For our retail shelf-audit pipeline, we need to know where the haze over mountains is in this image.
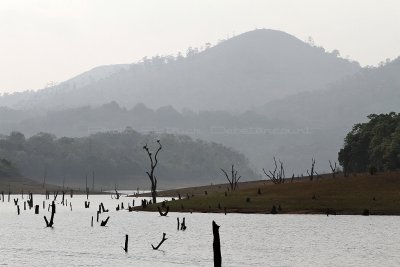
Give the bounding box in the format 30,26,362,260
0,29,359,111
1,29,399,186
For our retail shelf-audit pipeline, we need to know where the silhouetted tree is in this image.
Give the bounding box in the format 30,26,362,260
307,158,317,181
143,140,162,204
263,157,285,184
329,160,337,178
220,164,241,191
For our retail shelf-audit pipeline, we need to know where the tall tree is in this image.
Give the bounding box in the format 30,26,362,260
143,140,162,203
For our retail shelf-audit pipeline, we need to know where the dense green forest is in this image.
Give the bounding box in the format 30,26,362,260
0,129,256,188
339,113,400,173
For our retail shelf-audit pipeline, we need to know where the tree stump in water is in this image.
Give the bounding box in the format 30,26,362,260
151,233,167,250
61,191,65,205
157,206,169,216
180,217,187,231
100,216,110,227
123,235,128,253
14,198,18,205
17,205,20,215
212,221,221,267
35,205,39,214
27,193,33,209
44,201,56,227
100,203,108,212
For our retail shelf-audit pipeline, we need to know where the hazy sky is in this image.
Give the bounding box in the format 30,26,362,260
1,0,399,93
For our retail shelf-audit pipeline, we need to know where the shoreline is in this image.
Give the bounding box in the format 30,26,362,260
132,171,400,216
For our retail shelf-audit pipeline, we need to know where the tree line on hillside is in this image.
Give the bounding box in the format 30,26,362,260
0,157,19,176
0,129,256,187
339,112,400,174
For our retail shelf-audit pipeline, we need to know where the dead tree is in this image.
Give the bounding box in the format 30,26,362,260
151,233,167,250
180,217,187,231
329,160,338,178
14,198,18,205
100,216,110,226
44,201,56,227
263,157,285,184
114,188,121,200
157,206,169,216
27,193,33,209
143,140,162,204
85,201,90,208
53,191,58,201
307,158,317,181
220,164,241,191
100,202,109,212
123,235,128,253
61,191,65,205
212,221,222,267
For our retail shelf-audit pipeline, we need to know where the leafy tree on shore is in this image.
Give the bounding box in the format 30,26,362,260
338,112,400,174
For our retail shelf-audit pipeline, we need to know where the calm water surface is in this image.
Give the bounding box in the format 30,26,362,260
0,194,399,266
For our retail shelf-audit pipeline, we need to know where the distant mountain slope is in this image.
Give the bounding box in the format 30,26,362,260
0,29,360,111
259,57,400,128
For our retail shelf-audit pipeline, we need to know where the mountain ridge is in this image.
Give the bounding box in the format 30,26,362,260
0,29,360,111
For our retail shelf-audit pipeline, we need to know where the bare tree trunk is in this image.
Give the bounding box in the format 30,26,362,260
143,140,162,204
123,235,128,253
151,233,167,250
212,221,222,267
44,201,55,227
100,216,110,226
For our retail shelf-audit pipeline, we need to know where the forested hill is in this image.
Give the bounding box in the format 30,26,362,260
0,130,257,189
0,158,19,177
0,29,360,111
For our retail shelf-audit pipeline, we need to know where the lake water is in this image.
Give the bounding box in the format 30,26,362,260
0,194,399,266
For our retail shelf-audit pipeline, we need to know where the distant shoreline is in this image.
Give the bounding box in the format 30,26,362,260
133,171,400,216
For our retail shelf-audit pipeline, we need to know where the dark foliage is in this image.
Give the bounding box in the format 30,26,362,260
338,113,400,173
0,130,256,187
